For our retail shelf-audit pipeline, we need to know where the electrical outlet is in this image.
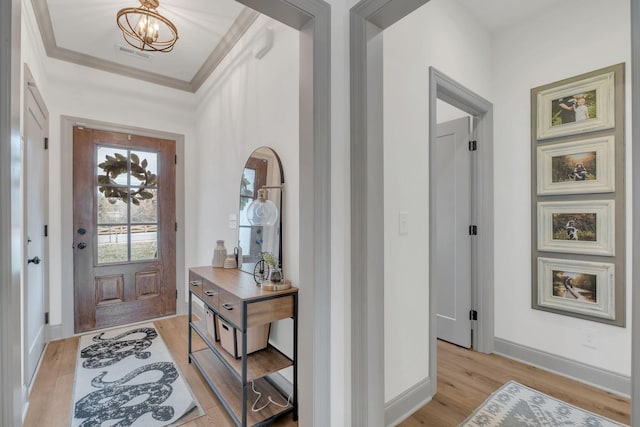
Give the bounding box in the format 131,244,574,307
228,213,237,230
582,327,598,349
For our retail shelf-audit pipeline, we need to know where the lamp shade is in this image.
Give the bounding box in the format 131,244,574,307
247,188,279,226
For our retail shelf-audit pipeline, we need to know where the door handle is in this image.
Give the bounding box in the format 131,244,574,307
77,242,87,249
27,256,41,265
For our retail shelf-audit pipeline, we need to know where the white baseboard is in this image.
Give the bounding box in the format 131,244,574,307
385,377,432,427
494,337,630,397
47,324,63,341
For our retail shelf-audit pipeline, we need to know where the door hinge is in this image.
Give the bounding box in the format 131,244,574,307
175,222,178,232
469,310,478,321
44,137,49,150
175,154,177,164
45,312,49,324
44,224,48,237
469,140,477,151
469,225,478,235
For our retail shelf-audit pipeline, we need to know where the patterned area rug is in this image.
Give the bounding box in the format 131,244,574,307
71,323,203,427
460,380,627,427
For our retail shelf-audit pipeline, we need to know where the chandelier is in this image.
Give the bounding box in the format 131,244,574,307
117,0,178,52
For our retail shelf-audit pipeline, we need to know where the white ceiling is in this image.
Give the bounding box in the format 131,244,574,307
33,0,560,92
457,0,560,34
33,0,258,92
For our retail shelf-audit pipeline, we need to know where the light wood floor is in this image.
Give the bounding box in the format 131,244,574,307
23,315,296,427
24,317,630,426
400,340,630,426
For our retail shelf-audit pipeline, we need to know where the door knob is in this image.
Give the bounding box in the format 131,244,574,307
27,256,41,265
77,242,87,249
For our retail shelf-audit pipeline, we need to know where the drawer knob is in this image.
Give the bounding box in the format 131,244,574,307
203,290,217,297
190,280,201,286
222,303,234,311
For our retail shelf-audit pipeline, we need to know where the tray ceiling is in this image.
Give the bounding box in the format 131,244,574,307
31,0,259,92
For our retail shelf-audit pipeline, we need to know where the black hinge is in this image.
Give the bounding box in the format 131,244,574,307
44,137,49,150
45,312,49,324
469,140,477,151
175,222,178,232
469,310,478,321
44,225,48,237
469,225,478,235
175,154,177,164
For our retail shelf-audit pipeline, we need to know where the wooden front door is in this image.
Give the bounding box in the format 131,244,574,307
73,127,176,333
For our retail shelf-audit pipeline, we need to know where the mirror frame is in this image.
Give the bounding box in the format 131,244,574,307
238,146,285,275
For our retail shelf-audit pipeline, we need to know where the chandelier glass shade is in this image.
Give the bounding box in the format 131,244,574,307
117,0,178,52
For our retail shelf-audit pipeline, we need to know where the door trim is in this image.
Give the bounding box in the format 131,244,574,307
60,116,186,338
429,66,494,368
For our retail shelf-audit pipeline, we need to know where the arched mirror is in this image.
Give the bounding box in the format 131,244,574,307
237,147,284,275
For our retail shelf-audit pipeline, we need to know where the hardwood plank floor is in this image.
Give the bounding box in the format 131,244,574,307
24,318,630,426
23,316,296,427
400,340,630,426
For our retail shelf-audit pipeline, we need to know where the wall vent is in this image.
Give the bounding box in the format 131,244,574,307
116,44,152,61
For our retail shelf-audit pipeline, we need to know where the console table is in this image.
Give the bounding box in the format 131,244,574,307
187,266,298,426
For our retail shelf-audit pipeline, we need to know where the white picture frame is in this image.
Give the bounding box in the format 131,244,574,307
536,70,615,140
537,257,615,320
537,200,615,256
537,135,615,195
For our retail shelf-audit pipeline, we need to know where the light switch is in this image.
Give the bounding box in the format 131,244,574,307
399,212,408,235
228,213,237,230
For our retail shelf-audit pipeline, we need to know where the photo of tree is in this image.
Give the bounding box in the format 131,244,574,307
552,270,597,303
551,212,597,242
551,151,597,183
551,89,597,126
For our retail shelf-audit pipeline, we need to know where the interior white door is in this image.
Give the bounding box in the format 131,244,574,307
434,116,472,348
23,82,48,387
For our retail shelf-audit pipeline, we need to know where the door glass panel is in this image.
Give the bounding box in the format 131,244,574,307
97,147,129,186
131,227,158,261
97,225,129,263
96,146,159,264
97,189,128,223
131,189,157,223
130,150,158,187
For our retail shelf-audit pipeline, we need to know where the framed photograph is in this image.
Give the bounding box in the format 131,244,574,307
535,69,615,140
537,200,614,256
536,257,615,321
537,135,615,195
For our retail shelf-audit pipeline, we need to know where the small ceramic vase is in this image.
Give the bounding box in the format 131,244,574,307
212,240,227,267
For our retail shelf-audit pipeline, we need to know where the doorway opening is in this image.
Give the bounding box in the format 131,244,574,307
428,66,495,388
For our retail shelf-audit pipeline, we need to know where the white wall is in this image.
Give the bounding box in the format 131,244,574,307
383,0,632,405
492,0,631,376
193,14,299,369
383,0,492,402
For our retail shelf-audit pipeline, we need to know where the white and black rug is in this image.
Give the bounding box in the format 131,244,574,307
71,323,202,427
460,380,627,427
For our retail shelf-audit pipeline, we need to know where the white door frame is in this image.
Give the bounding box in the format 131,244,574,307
429,67,494,385
1,0,24,424
350,1,639,426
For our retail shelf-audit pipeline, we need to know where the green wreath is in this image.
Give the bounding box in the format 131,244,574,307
97,152,157,205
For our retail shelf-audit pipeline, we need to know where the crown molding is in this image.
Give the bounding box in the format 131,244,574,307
30,0,257,93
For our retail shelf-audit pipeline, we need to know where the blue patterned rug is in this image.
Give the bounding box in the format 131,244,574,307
460,381,627,427
71,323,203,427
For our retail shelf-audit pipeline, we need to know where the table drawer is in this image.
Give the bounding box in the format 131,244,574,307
188,272,204,298
217,288,243,327
201,280,219,309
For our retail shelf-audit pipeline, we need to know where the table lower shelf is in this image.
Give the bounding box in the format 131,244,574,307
190,348,293,426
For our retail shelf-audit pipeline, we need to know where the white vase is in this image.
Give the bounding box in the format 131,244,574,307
212,240,227,267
